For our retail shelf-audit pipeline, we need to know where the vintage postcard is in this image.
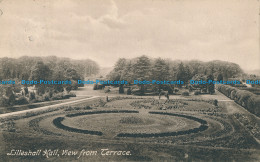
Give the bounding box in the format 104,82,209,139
0,0,259,161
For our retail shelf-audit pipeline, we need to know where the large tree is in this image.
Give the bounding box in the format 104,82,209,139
176,62,191,86
30,61,51,95
152,58,170,80
133,56,151,95
207,74,215,94
133,55,151,81
108,58,127,81
151,58,170,91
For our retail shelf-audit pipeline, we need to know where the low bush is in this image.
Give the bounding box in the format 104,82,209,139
104,87,110,93
167,86,174,94
119,85,124,94
181,91,189,96
68,92,76,97
202,88,207,93
97,84,104,90
29,92,36,101
194,90,201,95
15,96,29,105
51,92,64,100
127,88,132,95
42,93,50,101
93,84,98,90
214,99,218,106
35,95,45,102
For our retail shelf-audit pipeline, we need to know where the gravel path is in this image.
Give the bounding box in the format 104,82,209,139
0,96,101,118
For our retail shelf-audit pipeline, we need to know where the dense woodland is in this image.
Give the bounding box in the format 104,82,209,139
0,56,99,81
107,55,244,94
108,55,243,82
0,56,100,107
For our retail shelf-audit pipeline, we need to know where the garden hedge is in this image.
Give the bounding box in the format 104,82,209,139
216,85,260,116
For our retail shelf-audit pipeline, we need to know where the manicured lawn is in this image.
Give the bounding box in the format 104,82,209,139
0,93,259,161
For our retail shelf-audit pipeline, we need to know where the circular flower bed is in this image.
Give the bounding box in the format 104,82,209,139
52,110,208,138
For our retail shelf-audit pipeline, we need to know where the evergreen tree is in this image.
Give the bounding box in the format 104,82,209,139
119,84,124,94
30,61,51,95
152,58,169,80
217,73,224,81
152,58,170,91
133,55,151,95
133,55,151,80
176,62,187,86
207,74,215,94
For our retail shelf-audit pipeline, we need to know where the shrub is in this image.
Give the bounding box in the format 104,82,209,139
181,91,189,96
202,88,207,93
93,84,98,90
36,95,45,102
227,87,236,98
63,92,76,99
83,106,92,110
167,86,174,94
29,92,36,101
97,84,104,90
0,96,10,106
214,99,218,106
71,80,79,90
15,96,29,105
132,89,142,96
104,87,110,93
65,85,73,92
254,97,260,116
119,85,124,94
42,93,50,101
24,87,29,96
51,92,64,100
13,85,22,93
68,92,76,97
7,93,16,106
127,88,132,95
247,96,256,114
194,90,201,95
63,95,70,99
230,89,237,100
237,91,253,107
160,91,167,95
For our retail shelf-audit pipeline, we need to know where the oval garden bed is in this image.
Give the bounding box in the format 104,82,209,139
53,110,208,138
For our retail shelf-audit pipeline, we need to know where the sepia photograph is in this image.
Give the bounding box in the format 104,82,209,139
0,0,260,161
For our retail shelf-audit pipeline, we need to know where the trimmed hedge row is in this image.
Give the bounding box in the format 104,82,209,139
54,111,208,138
117,112,208,138
217,85,260,116
53,117,103,136
66,110,139,117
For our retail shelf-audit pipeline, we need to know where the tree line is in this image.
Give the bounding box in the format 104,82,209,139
107,55,243,95
0,56,100,106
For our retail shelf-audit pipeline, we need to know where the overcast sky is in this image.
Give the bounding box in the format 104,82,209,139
0,0,259,70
